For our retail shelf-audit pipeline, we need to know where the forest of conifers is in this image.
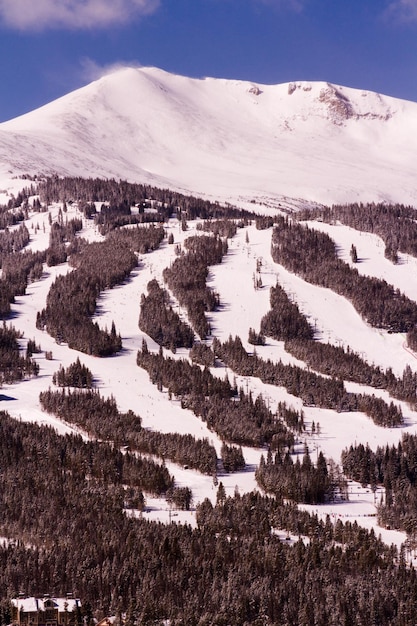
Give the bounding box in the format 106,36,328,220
2,177,417,624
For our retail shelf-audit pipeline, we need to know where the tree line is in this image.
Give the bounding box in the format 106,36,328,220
39,387,217,476
0,249,45,318
0,180,38,230
259,280,417,409
299,202,417,263
342,434,417,537
196,218,239,239
0,223,30,266
139,279,194,350
0,323,39,384
260,281,314,341
271,217,417,334
163,234,226,339
46,213,83,267
256,446,348,504
0,212,81,319
213,335,403,427
37,176,255,223
137,341,295,449
37,226,164,356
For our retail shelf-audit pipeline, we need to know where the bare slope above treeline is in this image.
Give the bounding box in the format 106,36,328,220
0,66,417,207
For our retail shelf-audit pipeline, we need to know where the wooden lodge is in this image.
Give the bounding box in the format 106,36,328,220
11,596,82,626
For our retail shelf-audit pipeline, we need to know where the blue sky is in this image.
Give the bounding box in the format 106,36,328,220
0,0,417,122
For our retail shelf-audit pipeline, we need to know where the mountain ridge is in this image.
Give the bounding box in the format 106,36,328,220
1,66,417,207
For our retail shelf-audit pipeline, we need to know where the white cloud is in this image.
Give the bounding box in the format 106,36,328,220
0,0,160,31
384,0,417,23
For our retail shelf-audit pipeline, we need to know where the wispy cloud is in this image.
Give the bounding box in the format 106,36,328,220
384,0,417,23
0,0,160,31
80,58,142,82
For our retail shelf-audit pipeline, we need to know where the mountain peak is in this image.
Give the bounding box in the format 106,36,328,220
0,66,416,207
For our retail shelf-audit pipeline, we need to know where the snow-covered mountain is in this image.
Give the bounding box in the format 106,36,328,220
1,65,417,207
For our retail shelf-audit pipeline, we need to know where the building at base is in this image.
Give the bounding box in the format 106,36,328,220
11,596,82,626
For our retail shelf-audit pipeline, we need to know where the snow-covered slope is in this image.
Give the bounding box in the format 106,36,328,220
1,66,417,207
5,203,416,550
